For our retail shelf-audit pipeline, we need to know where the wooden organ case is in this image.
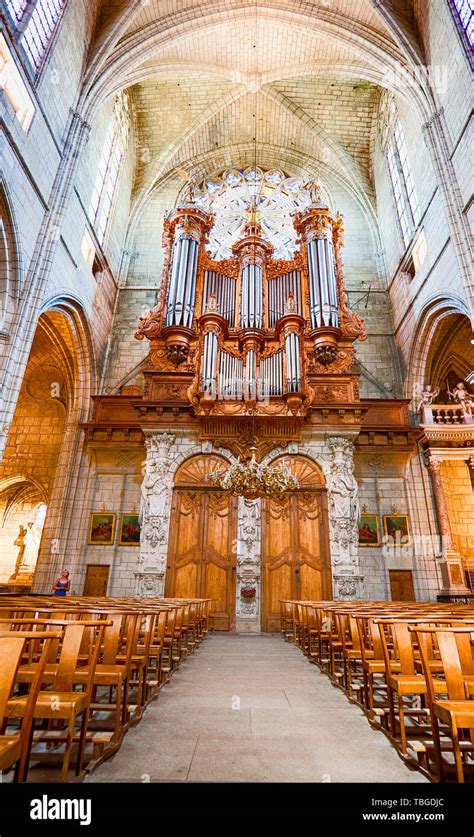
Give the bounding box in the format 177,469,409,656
135,190,367,431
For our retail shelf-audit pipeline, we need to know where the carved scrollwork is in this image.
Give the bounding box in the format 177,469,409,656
339,306,368,342
308,347,355,375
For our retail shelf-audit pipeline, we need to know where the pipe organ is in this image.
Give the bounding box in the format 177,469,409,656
268,270,302,328
136,183,367,418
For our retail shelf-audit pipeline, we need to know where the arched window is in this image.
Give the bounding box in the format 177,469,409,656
450,0,473,48
379,96,420,249
4,1,67,71
87,94,129,247
193,167,322,260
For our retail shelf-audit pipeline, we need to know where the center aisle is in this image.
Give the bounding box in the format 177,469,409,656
87,634,428,783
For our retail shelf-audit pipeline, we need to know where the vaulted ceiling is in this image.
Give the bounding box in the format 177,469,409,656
81,1,426,228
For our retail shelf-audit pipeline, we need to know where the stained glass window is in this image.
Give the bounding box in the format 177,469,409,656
193,168,319,260
451,0,474,46
88,94,129,247
380,96,420,248
4,0,67,70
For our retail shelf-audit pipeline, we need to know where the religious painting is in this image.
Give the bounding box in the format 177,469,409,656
88,513,116,545
118,514,141,546
383,514,410,545
358,514,380,547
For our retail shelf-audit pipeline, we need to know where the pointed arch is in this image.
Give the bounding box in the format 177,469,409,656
0,178,22,337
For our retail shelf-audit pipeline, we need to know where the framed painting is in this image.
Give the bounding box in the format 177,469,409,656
119,514,141,546
88,513,116,545
383,514,410,544
358,514,380,547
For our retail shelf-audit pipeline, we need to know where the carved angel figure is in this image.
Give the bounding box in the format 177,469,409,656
303,180,322,204
416,384,440,413
448,382,473,416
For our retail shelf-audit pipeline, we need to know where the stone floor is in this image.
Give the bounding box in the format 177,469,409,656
86,633,428,783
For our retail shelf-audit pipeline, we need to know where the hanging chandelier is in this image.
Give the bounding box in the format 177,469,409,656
208,447,299,500
208,394,299,500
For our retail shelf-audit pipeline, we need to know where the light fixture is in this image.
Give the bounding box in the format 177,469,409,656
208,405,299,499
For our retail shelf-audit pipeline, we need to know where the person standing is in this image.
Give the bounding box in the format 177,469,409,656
52,569,71,596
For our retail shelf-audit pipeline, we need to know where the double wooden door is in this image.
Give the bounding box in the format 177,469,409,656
261,457,332,632
165,456,237,631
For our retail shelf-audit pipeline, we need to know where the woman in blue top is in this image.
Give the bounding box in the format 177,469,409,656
52,569,70,596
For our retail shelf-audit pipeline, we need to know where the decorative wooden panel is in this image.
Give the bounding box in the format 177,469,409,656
261,457,331,632
166,456,237,630
389,570,416,602
174,454,230,486
83,565,109,597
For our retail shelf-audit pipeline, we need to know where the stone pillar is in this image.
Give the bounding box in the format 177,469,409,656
326,437,364,599
427,456,470,595
134,432,177,597
235,497,261,633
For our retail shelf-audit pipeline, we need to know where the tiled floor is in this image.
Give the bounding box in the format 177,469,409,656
86,634,428,783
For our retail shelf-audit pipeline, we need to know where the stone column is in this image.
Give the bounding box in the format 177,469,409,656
235,497,261,633
427,455,470,595
326,437,364,599
135,432,177,597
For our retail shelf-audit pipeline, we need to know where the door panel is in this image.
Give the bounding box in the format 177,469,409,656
83,565,109,597
261,489,331,632
168,490,202,599
166,481,236,631
389,570,416,602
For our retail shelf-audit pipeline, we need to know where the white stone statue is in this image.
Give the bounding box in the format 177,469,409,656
326,439,361,573
448,382,473,416
139,458,169,524
416,384,440,413
22,521,41,569
328,454,359,523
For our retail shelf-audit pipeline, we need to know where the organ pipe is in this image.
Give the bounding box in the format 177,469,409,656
268,271,302,327
202,330,218,397
166,235,200,327
307,238,339,330
259,351,283,398
218,350,243,400
244,349,257,400
285,332,301,393
241,263,263,328
203,271,236,326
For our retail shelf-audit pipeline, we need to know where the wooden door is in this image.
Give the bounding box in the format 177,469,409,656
261,456,331,632
389,570,416,601
83,565,109,596
165,455,237,631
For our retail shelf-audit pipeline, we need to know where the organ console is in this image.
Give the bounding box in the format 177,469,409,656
135,178,366,420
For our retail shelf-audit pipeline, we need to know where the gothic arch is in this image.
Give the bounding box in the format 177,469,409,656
39,294,98,422
406,294,472,397
0,180,22,336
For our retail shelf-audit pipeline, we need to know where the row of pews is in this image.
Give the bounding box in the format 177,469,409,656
0,595,213,782
281,599,474,783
